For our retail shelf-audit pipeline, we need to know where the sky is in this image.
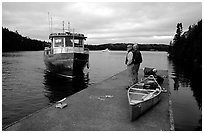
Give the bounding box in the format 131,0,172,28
2,2,202,45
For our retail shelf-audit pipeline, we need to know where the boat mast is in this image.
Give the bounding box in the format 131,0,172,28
51,16,52,33
73,28,75,47
48,12,50,34
62,21,64,33
68,22,70,32
48,12,53,34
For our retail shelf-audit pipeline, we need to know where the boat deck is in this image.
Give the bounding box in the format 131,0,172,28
4,69,174,131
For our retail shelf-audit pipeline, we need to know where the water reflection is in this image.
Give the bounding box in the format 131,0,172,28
169,59,202,109
171,75,179,91
168,59,202,130
2,52,24,57
43,71,89,103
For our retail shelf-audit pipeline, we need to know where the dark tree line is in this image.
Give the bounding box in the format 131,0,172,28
2,27,48,52
85,43,169,51
169,20,202,68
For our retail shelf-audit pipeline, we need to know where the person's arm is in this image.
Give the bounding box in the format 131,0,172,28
127,52,133,65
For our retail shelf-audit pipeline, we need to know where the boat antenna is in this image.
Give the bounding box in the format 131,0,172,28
68,22,70,32
73,28,75,47
48,12,50,34
62,21,64,33
50,16,52,33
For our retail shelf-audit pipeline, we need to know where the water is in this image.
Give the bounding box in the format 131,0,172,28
168,59,202,130
2,51,201,130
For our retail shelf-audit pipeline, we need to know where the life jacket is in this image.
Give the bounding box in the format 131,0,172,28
132,50,142,64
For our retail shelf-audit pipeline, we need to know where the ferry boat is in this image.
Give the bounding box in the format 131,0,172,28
44,31,89,78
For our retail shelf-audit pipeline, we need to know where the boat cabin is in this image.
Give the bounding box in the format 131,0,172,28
45,32,87,54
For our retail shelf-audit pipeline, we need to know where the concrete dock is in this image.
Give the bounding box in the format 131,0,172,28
4,69,174,131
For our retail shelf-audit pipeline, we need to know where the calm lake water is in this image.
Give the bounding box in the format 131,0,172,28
2,51,202,130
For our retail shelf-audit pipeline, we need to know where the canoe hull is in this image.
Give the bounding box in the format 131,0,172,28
127,75,162,121
129,91,161,121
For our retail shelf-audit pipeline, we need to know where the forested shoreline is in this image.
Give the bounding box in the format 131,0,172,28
4,20,201,55
168,20,202,111
85,43,169,51
2,27,48,52
2,27,169,52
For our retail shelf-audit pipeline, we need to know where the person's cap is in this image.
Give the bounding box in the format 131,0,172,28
127,45,132,48
153,68,157,73
133,43,139,49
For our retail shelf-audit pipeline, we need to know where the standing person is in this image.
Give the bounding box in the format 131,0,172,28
125,44,135,89
132,43,143,83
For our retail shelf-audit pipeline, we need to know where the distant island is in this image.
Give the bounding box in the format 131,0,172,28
85,43,169,51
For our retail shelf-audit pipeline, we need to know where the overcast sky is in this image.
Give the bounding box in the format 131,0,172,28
2,2,202,45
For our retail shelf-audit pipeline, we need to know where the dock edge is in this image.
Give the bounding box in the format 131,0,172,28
168,92,175,131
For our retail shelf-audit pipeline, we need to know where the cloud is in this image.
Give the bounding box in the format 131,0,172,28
2,2,202,44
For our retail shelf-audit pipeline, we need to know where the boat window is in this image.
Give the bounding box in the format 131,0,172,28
65,37,73,47
71,39,83,47
54,37,64,47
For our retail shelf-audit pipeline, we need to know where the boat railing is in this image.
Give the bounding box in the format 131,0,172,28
44,47,52,55
49,32,86,39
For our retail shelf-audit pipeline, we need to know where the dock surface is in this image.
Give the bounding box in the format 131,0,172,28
4,69,172,131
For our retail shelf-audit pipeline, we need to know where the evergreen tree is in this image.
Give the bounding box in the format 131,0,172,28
173,23,183,42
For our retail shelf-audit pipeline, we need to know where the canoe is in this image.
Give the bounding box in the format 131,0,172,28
127,75,162,121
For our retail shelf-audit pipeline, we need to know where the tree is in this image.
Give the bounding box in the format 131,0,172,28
173,23,182,42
